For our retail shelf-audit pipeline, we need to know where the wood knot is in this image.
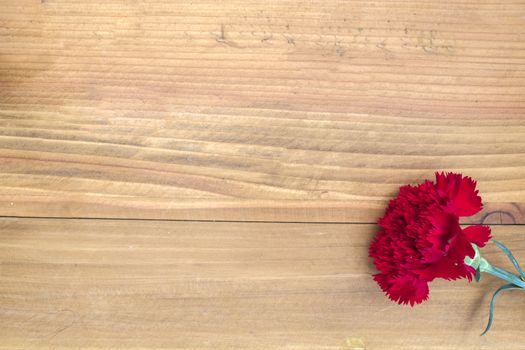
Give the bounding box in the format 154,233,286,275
481,211,516,225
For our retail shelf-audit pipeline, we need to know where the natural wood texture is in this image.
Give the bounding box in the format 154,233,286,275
1,218,524,349
1,1,525,223
2,3,525,347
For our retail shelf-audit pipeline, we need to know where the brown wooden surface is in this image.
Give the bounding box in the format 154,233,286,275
1,1,525,349
1,219,525,349
0,0,524,223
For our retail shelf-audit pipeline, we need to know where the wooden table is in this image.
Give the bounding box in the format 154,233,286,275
1,1,524,348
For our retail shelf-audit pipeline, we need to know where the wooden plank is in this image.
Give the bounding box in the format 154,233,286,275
1,1,525,222
1,218,525,349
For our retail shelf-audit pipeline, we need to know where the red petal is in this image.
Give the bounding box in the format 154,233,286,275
448,232,476,260
435,172,482,217
417,257,475,282
374,273,429,306
426,211,459,250
463,225,491,247
451,176,482,216
416,232,475,281
421,247,445,264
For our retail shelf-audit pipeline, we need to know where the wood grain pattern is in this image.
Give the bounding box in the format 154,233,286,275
1,0,524,222
1,218,524,349
2,3,525,347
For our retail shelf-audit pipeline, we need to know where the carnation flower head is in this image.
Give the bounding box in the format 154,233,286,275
369,172,491,306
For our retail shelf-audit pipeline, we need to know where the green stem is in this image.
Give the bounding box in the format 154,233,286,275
464,242,525,335
480,258,525,288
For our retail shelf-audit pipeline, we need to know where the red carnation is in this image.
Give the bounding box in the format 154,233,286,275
369,172,491,306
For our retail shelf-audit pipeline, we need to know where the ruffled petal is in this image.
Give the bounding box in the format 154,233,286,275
371,172,487,307
426,211,458,251
416,232,475,281
416,257,475,282
463,225,491,247
435,172,482,217
374,273,429,306
448,231,476,260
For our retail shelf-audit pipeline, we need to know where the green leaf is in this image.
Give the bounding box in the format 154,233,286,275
481,284,519,336
475,268,481,282
493,240,525,279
